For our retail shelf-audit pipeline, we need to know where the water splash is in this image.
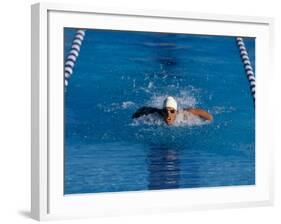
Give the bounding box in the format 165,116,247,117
147,89,198,109
130,111,210,127
130,113,164,126
148,81,153,89
121,101,136,109
211,106,236,115
98,101,136,112
129,86,213,127
174,111,210,127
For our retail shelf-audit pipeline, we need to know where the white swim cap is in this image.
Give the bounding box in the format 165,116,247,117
163,96,177,110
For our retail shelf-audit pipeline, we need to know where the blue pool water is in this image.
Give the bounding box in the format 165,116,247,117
64,28,255,194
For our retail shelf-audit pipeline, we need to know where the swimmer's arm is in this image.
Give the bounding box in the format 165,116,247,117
183,108,213,121
132,107,162,119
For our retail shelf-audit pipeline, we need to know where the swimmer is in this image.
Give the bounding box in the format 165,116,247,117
132,96,213,125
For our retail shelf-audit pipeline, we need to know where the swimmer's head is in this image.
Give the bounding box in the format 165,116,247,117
163,96,177,111
163,96,177,125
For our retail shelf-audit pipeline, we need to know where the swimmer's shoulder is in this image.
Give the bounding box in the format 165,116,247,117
132,106,163,118
181,108,213,121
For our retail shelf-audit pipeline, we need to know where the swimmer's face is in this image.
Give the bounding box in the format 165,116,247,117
163,107,177,125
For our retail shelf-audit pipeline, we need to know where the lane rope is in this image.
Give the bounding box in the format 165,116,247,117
236,37,256,102
64,29,86,86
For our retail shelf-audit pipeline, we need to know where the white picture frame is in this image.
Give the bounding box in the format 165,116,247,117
31,2,274,221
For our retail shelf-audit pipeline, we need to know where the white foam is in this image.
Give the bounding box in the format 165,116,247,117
148,81,153,89
130,113,164,126
130,88,211,127
98,86,212,128
174,111,209,127
121,101,135,109
98,101,136,112
211,106,236,115
130,111,209,127
147,89,198,109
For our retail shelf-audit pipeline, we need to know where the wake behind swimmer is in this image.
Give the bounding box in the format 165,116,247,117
132,96,213,126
